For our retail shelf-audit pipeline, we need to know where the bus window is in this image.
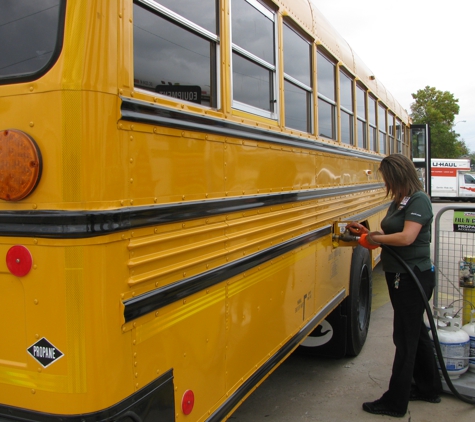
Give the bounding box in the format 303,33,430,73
368,95,377,151
356,84,367,149
283,23,312,133
388,112,395,153
340,70,354,145
378,103,387,154
396,118,402,153
231,0,276,118
317,50,336,139
0,0,64,84
133,1,219,107
154,0,218,34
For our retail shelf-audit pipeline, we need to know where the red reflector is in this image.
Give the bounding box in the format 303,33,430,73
181,390,195,415
6,245,33,277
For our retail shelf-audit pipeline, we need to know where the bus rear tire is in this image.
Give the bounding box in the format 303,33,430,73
345,245,372,356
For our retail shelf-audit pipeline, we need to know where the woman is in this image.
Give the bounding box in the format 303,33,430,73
347,154,442,418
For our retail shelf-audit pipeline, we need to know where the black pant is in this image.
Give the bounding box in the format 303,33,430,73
381,267,442,413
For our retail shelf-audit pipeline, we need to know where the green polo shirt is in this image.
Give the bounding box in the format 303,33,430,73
380,190,433,273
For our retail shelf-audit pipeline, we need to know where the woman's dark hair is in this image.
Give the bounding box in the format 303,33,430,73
379,154,424,203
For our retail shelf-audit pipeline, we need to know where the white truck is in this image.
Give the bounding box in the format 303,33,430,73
431,158,475,201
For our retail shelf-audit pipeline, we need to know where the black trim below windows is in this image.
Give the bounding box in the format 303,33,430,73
0,185,383,239
123,225,332,322
121,97,383,162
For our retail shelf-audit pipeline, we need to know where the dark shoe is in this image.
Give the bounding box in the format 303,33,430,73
362,399,405,418
409,387,441,403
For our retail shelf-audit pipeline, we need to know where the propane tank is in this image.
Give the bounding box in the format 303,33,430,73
429,313,470,379
462,310,475,373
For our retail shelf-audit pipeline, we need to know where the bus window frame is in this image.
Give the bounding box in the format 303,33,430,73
282,20,313,133
368,94,377,151
0,0,66,86
133,0,220,109
317,48,337,140
356,83,368,149
230,0,278,120
339,69,354,145
378,102,387,154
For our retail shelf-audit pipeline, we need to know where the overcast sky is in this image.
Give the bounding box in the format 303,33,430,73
314,0,475,153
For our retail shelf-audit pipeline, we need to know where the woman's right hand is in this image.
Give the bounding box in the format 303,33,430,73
345,222,368,235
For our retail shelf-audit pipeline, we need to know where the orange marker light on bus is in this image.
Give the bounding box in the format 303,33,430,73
6,245,33,277
0,129,42,201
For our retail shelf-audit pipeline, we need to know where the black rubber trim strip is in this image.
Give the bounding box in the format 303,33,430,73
207,290,346,421
0,369,175,421
123,225,332,322
0,185,383,239
121,97,383,162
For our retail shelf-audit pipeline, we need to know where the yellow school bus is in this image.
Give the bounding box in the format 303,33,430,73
0,0,410,420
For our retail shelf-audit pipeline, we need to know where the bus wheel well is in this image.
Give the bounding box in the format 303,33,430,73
297,245,372,358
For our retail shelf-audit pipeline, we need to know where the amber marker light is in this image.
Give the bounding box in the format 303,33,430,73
0,129,42,201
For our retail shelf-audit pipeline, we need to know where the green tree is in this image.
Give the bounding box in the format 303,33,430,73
410,86,470,158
